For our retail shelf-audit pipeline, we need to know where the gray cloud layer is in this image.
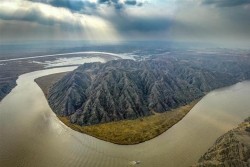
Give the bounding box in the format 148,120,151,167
111,15,173,34
29,0,96,12
0,0,250,47
29,0,143,12
202,0,250,7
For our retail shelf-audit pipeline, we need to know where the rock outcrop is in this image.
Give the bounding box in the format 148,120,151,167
193,117,250,167
48,59,236,126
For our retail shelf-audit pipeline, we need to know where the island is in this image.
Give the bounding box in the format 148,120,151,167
36,58,239,144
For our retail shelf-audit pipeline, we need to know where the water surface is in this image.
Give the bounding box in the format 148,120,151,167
0,67,249,167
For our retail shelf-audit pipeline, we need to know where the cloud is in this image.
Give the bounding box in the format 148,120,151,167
96,2,173,37
0,1,82,29
0,1,120,41
98,0,144,10
1,0,250,47
99,0,124,10
113,16,172,34
0,1,167,36
124,0,137,6
29,0,97,12
169,1,250,47
202,0,250,7
30,0,144,12
124,0,144,6
0,0,181,41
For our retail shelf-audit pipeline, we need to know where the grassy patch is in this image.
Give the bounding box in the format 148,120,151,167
58,100,199,145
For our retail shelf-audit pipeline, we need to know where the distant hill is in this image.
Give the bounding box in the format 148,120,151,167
48,59,236,126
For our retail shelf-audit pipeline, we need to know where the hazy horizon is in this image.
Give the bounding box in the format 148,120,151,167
0,0,250,48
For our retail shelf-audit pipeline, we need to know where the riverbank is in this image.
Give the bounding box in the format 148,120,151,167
59,101,199,145
0,53,119,102
36,73,200,145
193,117,250,167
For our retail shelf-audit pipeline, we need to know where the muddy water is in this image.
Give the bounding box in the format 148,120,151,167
0,67,249,167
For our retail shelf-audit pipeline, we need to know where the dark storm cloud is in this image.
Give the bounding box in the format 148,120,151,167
29,0,96,12
50,0,96,11
202,0,250,7
98,0,143,10
124,0,143,6
124,0,137,5
110,15,173,34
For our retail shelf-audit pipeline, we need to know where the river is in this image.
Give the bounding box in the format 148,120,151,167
0,66,249,167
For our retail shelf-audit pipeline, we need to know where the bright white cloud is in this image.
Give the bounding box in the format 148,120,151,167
0,1,121,41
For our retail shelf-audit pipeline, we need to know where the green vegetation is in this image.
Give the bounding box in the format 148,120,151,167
58,100,199,145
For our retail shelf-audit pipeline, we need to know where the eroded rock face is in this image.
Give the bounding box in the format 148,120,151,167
193,118,250,167
48,59,236,125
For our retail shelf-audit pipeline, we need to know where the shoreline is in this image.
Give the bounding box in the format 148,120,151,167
58,100,199,145
192,117,250,167
36,72,201,145
0,53,119,102
2,60,250,167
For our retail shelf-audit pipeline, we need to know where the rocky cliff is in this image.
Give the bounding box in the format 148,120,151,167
48,59,236,126
193,117,250,167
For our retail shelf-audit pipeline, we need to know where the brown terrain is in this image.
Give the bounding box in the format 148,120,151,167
0,60,43,101
193,117,250,167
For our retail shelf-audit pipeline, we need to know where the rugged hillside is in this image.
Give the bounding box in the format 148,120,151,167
48,59,236,126
0,81,16,101
193,117,250,167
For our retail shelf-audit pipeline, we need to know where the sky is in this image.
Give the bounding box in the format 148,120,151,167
0,0,250,47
